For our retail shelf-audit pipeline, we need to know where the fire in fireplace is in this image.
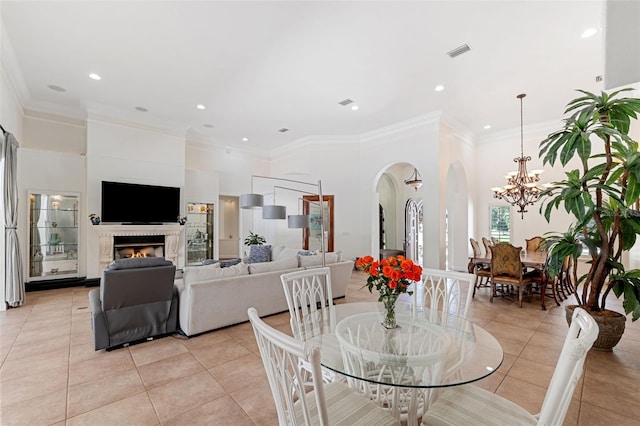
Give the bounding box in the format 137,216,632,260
113,235,165,260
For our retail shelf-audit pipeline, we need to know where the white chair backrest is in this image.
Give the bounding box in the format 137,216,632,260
248,307,329,426
537,307,598,425
417,269,474,324
281,267,335,340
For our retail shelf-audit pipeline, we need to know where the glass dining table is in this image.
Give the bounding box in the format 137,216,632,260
302,301,503,425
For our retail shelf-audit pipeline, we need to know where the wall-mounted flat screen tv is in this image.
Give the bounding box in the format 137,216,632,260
101,181,180,224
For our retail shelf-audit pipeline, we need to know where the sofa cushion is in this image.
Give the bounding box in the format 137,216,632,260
106,257,173,270
249,244,272,263
249,256,299,274
298,252,340,267
185,262,249,284
201,259,220,265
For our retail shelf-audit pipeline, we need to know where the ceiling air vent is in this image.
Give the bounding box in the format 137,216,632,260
447,44,471,58
338,99,354,106
278,128,289,133
595,75,604,82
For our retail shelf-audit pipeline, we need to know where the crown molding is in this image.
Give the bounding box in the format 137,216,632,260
23,108,86,128
185,130,271,158
360,111,442,143
85,102,189,138
475,118,561,145
186,139,270,160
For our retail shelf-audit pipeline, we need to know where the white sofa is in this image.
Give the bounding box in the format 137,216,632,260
176,253,354,336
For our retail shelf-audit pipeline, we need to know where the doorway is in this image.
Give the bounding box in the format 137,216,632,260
219,195,239,259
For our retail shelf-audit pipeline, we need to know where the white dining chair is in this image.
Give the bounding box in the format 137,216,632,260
421,306,598,426
281,267,339,383
335,312,450,425
417,268,475,324
247,307,400,426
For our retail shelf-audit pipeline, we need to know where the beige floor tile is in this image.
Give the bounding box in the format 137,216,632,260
0,348,69,383
209,353,267,393
67,368,145,418
578,401,639,426
129,336,189,366
190,339,251,369
483,321,536,343
0,368,67,407
70,328,94,347
69,341,103,363
495,376,546,415
0,388,67,426
163,395,255,426
180,329,232,351
229,381,278,424
582,366,640,418
138,352,205,389
473,370,505,392
12,325,70,346
148,371,226,422
518,341,562,367
507,356,555,389
67,391,159,426
68,348,134,386
5,334,71,361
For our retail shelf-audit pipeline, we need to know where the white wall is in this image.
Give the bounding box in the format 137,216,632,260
85,118,187,277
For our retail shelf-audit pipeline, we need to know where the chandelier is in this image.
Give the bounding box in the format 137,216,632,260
491,93,545,218
405,168,423,191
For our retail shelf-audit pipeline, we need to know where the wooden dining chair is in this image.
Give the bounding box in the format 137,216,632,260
281,267,339,384
490,243,528,307
469,238,491,298
422,307,598,426
525,236,545,254
523,256,560,310
481,237,493,257
247,307,400,426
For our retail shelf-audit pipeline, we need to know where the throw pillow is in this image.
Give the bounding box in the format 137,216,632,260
249,244,272,263
220,258,242,268
271,245,287,261
106,257,173,270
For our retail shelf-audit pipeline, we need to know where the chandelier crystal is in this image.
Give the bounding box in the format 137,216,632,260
491,94,546,219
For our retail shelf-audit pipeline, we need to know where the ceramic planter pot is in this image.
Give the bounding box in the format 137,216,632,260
565,305,626,351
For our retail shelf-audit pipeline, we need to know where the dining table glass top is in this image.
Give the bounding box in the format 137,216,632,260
302,301,503,389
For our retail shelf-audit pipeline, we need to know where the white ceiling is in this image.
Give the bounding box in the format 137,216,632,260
1,1,606,151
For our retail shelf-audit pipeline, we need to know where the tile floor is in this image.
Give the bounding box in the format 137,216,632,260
1,273,639,425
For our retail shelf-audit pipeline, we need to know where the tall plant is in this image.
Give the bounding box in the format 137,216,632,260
539,88,640,320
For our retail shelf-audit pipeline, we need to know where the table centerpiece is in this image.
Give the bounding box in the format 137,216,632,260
356,255,423,328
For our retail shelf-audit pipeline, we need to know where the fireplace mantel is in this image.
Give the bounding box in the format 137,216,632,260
93,224,184,271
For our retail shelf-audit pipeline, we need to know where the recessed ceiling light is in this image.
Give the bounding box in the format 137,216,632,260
581,28,598,38
135,106,148,112
484,124,492,130
196,104,206,110
48,85,66,92
89,73,101,80
435,85,445,92
203,123,214,128
351,105,359,111
242,137,249,142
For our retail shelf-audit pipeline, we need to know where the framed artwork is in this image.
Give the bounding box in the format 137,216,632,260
303,195,334,252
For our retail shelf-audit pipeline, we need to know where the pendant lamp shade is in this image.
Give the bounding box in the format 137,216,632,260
288,214,309,228
239,193,264,209
262,205,287,220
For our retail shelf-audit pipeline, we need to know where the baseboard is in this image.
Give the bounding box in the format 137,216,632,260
26,277,89,292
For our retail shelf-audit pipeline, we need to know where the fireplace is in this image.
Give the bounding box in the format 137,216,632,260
94,224,183,274
113,235,165,259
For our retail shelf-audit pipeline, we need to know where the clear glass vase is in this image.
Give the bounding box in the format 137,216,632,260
381,294,399,329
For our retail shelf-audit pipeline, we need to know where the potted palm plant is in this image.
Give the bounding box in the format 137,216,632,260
539,87,640,350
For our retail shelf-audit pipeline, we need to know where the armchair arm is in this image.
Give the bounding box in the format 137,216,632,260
89,289,109,350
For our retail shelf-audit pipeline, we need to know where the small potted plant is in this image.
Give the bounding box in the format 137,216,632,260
244,231,266,246
539,88,640,350
88,213,101,225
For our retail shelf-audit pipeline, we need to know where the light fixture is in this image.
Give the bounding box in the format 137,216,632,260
196,104,206,110
262,205,286,219
434,84,445,92
89,73,101,80
404,168,423,191
491,93,545,218
483,124,492,130
239,193,263,209
351,105,359,111
581,28,598,38
288,214,309,228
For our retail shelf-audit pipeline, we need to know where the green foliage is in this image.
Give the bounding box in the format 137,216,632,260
539,88,640,320
244,231,266,246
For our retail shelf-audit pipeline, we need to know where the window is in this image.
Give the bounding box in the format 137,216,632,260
490,206,511,242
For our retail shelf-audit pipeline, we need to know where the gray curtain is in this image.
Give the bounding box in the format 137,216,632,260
2,132,24,307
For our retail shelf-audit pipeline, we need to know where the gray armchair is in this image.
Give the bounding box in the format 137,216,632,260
89,257,178,351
